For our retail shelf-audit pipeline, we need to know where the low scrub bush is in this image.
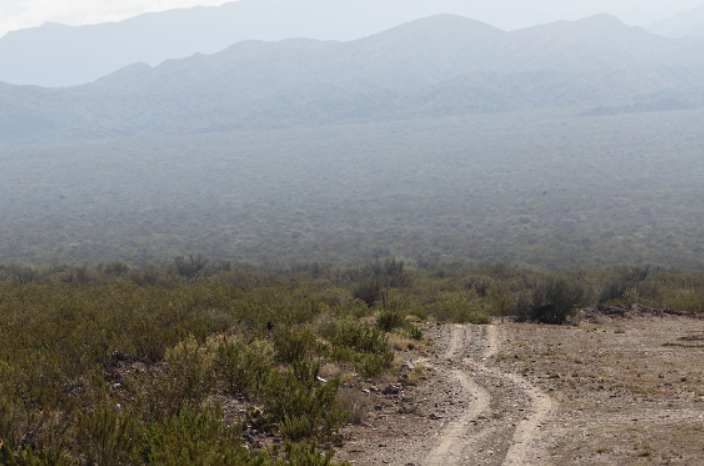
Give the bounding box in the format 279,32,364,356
273,328,318,364
130,337,216,421
428,292,491,324
367,259,411,289
352,280,382,308
376,310,405,332
356,352,395,378
518,277,588,324
327,321,389,356
406,324,424,341
74,398,138,466
214,336,274,399
598,266,650,303
662,290,704,313
278,441,346,466
318,320,394,377
336,389,370,425
142,404,250,465
263,361,345,442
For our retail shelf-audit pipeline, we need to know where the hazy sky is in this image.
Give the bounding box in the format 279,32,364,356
0,1,228,36
1,0,703,37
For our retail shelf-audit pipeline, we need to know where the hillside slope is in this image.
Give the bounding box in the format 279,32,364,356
3,14,704,143
646,4,704,37
0,0,491,87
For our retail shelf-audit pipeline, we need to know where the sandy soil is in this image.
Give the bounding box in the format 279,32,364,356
336,310,704,465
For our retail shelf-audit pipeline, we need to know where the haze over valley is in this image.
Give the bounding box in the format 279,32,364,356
1,9,704,270
5,3,704,466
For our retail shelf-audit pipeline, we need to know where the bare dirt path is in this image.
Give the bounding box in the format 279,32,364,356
339,314,704,465
423,326,491,466
337,323,554,465
424,324,554,466
488,325,555,466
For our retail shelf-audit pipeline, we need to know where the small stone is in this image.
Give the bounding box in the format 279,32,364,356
382,384,401,395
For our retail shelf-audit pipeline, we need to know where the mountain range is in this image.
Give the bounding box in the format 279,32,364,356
0,0,488,88
646,4,704,37
4,13,704,144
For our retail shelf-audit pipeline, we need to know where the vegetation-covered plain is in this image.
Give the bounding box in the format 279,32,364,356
3,258,704,464
2,110,704,269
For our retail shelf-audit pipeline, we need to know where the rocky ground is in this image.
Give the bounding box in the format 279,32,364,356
335,309,704,465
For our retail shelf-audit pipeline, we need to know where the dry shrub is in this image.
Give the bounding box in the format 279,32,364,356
387,333,416,352
336,388,370,425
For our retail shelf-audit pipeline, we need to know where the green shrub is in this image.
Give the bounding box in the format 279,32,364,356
407,325,424,341
166,337,215,403
278,441,347,466
273,328,318,364
142,405,251,465
319,320,394,376
263,361,345,442
405,305,428,321
103,261,130,277
356,352,394,378
519,277,588,325
662,290,704,313
352,280,382,308
214,337,274,399
367,259,411,289
0,443,47,466
428,292,491,324
74,399,138,466
598,266,649,303
376,310,405,332
132,337,215,421
173,254,209,281
329,321,389,355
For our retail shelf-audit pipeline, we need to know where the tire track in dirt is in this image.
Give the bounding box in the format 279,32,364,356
483,325,554,466
424,325,491,466
423,324,554,466
337,323,553,466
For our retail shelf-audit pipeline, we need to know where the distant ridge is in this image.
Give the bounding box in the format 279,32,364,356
646,4,704,38
0,0,496,87
3,14,704,143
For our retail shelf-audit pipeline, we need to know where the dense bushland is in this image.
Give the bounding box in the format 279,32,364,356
4,112,704,270
1,259,704,464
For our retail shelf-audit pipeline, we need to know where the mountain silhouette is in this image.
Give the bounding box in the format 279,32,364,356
3,14,704,143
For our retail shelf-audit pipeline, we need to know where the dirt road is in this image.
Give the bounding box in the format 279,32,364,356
338,323,554,465
422,324,554,466
339,313,704,465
